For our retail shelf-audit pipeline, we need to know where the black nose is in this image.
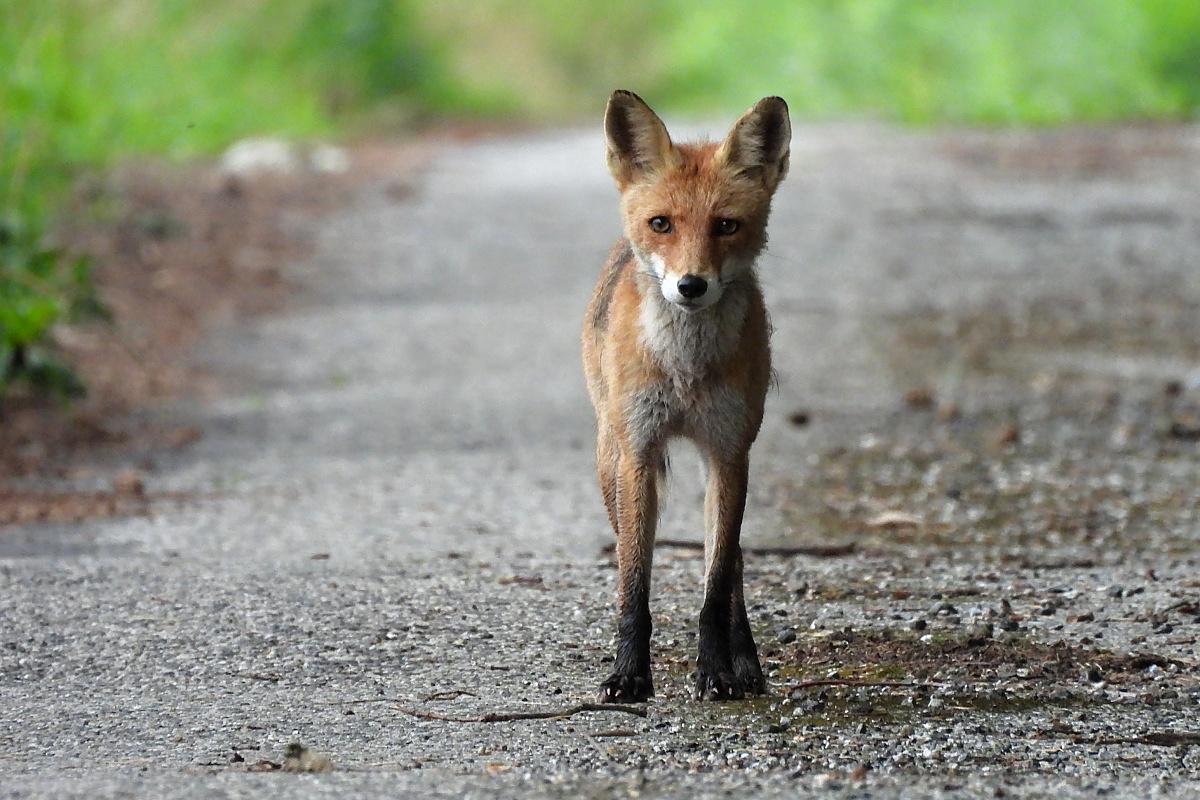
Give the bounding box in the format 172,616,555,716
676,274,708,299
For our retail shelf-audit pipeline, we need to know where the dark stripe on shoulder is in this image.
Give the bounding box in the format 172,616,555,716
590,239,633,332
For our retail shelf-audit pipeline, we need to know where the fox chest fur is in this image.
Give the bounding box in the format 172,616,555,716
584,240,771,461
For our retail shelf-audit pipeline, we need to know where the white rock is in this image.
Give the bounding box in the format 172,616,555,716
309,144,351,174
219,138,350,176
220,137,301,175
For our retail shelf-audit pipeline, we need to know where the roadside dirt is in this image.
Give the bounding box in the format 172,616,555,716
0,141,426,523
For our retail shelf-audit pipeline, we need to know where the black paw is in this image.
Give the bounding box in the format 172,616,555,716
732,653,767,696
694,667,745,701
597,672,654,703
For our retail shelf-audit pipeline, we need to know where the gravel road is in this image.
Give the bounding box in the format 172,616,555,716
4,121,1200,798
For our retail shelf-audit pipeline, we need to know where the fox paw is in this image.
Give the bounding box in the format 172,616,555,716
732,654,767,696
597,672,654,703
694,667,745,701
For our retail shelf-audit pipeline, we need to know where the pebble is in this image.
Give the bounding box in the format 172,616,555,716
968,623,994,642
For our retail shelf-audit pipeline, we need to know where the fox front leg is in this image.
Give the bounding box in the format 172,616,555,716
695,453,761,700
596,449,659,703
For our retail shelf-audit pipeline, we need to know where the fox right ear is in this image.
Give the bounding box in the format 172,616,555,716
604,90,678,188
716,96,791,191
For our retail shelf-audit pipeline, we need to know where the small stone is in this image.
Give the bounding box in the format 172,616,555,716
776,627,797,644
813,773,841,790
967,623,994,643
1110,422,1136,448
787,410,811,427
796,697,826,714
1167,413,1200,440
936,402,962,421
910,619,928,632
991,424,1020,448
112,468,144,496
904,387,935,409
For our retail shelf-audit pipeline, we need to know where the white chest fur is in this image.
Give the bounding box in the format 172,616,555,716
624,284,753,454
637,283,749,383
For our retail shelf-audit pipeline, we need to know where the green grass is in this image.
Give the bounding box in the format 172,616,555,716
2,0,1199,398
1,0,440,396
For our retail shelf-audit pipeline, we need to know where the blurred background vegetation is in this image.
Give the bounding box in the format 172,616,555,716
3,0,1200,397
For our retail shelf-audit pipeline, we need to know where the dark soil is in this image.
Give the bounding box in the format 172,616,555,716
786,628,1186,687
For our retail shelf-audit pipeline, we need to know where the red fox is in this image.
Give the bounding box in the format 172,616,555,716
583,91,791,702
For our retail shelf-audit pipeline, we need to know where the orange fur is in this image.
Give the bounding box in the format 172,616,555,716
583,91,791,702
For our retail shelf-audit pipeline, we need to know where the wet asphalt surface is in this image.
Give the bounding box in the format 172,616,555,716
5,122,1200,798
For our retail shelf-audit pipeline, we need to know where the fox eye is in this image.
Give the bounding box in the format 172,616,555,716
715,218,740,236
648,216,672,234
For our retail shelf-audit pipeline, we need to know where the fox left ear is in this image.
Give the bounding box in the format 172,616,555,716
716,96,791,190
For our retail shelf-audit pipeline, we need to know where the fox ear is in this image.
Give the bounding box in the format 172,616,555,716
716,96,791,190
605,90,678,188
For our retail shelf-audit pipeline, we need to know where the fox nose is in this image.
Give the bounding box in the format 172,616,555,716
676,274,708,299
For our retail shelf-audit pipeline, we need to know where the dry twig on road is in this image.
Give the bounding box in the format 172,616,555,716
392,702,648,723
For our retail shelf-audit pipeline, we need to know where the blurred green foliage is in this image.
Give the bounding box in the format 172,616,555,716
0,229,98,399
2,0,1199,398
1,0,440,398
422,0,1200,123
654,0,1200,123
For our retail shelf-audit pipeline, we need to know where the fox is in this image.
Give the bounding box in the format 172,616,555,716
583,90,791,702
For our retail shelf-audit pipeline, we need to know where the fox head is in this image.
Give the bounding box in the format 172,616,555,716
604,90,790,312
